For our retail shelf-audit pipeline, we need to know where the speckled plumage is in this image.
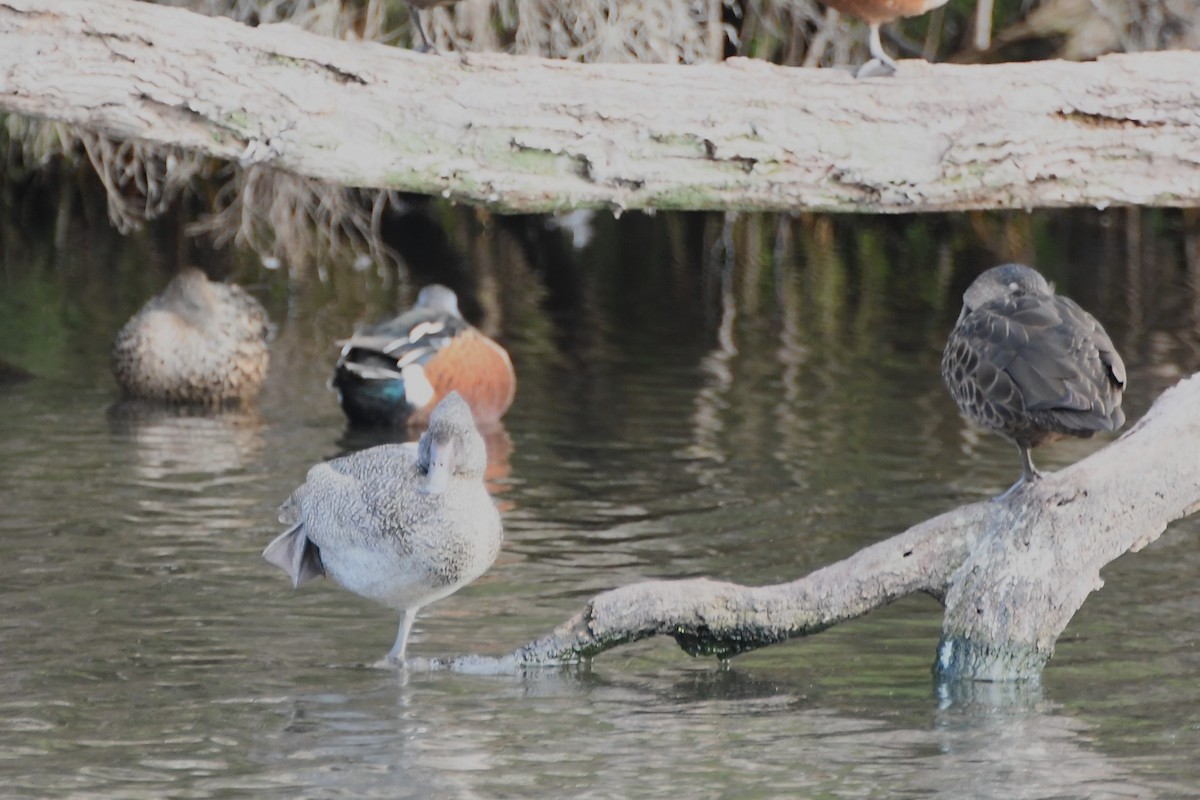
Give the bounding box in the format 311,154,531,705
111,269,271,405
333,284,516,429
942,263,1127,493
263,392,503,663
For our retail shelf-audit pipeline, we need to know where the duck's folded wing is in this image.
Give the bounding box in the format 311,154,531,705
1003,300,1126,431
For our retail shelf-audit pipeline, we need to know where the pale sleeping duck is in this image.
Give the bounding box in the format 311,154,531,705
942,263,1127,498
332,284,516,429
111,268,271,405
262,391,503,664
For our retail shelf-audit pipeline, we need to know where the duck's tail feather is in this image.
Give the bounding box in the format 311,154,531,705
262,523,325,588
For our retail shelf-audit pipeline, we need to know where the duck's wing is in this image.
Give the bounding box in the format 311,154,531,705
984,295,1125,432
336,309,469,374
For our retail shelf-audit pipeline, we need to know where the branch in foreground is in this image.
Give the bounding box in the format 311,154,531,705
428,504,991,673
429,374,1200,680
2,0,1200,214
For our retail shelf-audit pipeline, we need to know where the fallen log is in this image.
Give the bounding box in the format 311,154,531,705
1,0,1200,214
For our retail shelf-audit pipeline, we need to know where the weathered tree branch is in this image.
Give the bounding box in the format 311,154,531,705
432,374,1200,680
2,0,1200,214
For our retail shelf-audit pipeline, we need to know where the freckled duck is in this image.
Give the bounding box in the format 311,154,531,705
941,263,1127,497
332,284,516,429
111,268,271,405
262,391,503,664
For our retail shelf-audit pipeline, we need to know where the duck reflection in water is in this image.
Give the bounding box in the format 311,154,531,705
263,392,503,665
941,263,1127,499
107,401,265,481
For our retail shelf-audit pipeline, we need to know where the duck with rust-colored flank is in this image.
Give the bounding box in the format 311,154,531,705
819,0,950,76
941,263,1127,498
333,284,516,429
262,392,502,664
112,268,271,406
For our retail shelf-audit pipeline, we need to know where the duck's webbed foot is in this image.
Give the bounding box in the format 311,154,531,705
857,23,898,78
856,57,897,78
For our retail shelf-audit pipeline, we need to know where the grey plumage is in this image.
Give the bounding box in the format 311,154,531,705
942,263,1127,494
112,268,271,405
263,391,502,663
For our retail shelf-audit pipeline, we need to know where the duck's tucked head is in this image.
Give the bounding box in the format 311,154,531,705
415,284,462,318
417,392,487,493
162,268,219,323
962,263,1054,313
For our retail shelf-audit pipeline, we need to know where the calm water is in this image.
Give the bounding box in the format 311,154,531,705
1,206,1199,798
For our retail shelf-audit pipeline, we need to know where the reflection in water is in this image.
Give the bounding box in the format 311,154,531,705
926,680,1166,799
688,215,738,467
107,400,266,481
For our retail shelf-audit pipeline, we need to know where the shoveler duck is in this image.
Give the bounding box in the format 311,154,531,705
942,263,1127,497
332,284,516,429
819,0,950,76
263,392,503,664
111,268,271,405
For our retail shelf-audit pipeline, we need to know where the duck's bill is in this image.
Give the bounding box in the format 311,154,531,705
421,439,454,495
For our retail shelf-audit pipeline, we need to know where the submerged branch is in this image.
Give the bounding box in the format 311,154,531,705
431,504,990,673
2,0,1200,214
433,373,1200,680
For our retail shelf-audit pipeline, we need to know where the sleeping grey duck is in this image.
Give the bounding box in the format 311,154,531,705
942,263,1126,497
112,268,271,405
263,391,503,664
332,284,516,429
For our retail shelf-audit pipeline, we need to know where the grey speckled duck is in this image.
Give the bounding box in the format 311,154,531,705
262,391,503,663
942,263,1127,496
112,268,271,405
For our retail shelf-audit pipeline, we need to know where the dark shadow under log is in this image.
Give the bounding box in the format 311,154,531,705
427,373,1200,681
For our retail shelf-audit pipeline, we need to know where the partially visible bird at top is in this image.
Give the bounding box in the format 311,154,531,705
111,268,272,406
332,284,516,430
262,391,503,665
406,0,462,52
941,263,1127,498
818,0,951,76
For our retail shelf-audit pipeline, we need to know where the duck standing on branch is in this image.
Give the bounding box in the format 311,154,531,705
941,263,1127,498
262,392,503,665
819,0,950,76
333,284,516,429
111,268,271,406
